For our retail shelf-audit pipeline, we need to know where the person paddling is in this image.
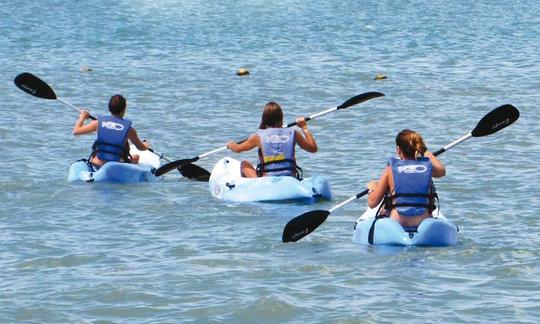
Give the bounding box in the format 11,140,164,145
226,102,318,178
367,129,446,228
72,94,149,168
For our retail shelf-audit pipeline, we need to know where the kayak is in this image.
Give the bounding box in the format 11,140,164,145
67,145,160,183
352,207,458,246
209,157,332,202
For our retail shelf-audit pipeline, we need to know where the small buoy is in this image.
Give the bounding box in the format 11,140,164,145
236,68,249,76
81,66,93,72
373,73,387,80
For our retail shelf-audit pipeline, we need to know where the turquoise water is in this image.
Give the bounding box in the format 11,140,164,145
1,0,539,322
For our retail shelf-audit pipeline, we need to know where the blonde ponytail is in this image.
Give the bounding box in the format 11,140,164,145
409,132,427,157
396,129,427,159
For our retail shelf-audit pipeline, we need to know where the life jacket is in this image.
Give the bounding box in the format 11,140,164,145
385,157,437,217
256,127,297,177
93,115,132,162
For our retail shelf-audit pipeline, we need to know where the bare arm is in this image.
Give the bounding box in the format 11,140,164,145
128,127,149,151
295,117,317,153
367,167,391,208
72,110,98,135
227,134,260,153
425,151,446,178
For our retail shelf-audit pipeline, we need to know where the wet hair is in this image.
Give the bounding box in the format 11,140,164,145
396,129,427,159
258,102,283,129
108,94,126,115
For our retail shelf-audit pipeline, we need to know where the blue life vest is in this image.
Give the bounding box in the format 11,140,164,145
256,127,296,177
94,115,132,162
387,157,435,217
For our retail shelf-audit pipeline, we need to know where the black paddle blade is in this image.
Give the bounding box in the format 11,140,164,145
14,72,57,100
282,210,331,243
337,92,385,109
180,163,211,182
155,158,198,177
472,104,519,137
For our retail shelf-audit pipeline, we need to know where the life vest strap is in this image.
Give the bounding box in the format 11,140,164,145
256,159,302,179
391,193,433,198
384,190,439,214
390,202,437,209
90,140,131,162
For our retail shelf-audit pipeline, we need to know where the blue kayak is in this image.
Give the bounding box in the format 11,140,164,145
209,157,332,202
67,145,160,183
352,207,458,246
68,161,157,183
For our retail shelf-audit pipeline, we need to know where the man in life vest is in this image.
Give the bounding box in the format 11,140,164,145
72,94,149,168
366,129,446,228
226,102,318,178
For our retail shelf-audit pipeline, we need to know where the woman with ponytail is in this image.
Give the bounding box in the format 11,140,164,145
226,102,317,178
367,129,446,228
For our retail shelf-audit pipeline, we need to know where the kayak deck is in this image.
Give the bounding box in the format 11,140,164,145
352,207,458,246
68,161,157,183
209,157,332,202
67,145,160,183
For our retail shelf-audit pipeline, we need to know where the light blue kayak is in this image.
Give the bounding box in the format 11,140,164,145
352,207,458,246
67,145,160,183
209,157,332,202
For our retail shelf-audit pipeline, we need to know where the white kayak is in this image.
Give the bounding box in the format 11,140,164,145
209,157,332,202
67,145,160,183
352,207,458,246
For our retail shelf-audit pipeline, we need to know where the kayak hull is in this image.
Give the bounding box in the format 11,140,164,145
209,157,332,202
68,161,156,183
67,145,159,183
352,207,458,246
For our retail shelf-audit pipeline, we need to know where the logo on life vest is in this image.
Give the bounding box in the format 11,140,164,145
265,134,289,144
397,164,427,174
101,121,124,131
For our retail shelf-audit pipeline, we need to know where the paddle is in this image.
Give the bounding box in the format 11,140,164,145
13,72,205,177
282,104,520,243
155,91,386,177
147,146,210,181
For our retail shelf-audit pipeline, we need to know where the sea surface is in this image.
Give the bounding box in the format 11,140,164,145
1,0,539,322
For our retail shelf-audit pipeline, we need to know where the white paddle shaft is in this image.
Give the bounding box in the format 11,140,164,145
441,133,472,152
199,146,228,159
56,97,83,114
308,106,338,120
329,194,359,213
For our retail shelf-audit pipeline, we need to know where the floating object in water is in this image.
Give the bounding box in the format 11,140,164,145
373,73,387,80
81,66,93,72
236,68,249,76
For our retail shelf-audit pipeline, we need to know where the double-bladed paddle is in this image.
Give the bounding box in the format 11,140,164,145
155,91,386,178
282,104,520,243
13,72,208,179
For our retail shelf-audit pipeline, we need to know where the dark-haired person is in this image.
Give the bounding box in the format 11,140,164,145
226,101,317,178
366,129,446,228
72,94,149,168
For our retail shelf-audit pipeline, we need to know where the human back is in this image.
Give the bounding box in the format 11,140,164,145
95,95,133,162
256,102,297,177
72,94,149,168
226,101,317,178
367,129,445,227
